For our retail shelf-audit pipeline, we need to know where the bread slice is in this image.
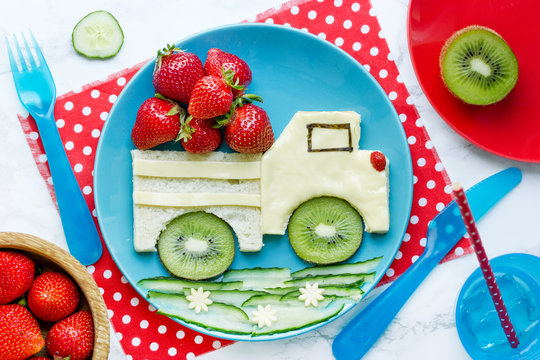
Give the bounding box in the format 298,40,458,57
132,150,263,253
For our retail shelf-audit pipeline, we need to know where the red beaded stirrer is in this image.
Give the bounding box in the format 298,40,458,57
452,183,519,348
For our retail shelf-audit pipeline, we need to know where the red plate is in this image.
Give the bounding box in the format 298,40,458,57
408,0,540,162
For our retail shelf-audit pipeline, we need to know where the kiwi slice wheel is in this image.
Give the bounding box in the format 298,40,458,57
288,197,363,265
157,212,235,280
440,25,518,105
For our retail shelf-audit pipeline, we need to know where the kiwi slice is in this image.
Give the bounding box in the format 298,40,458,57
157,212,235,280
440,25,518,105
287,197,363,265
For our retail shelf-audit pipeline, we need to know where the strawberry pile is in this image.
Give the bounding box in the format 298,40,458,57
0,251,94,360
131,46,274,154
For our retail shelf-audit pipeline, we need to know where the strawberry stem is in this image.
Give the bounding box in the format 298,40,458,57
176,113,195,142
222,68,245,91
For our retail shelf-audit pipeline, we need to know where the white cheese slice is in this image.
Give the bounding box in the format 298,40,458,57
133,159,261,179
133,192,261,207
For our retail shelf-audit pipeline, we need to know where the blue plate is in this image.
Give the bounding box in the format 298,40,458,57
94,23,413,341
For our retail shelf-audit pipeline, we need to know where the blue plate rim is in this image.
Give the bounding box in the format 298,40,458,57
94,22,413,341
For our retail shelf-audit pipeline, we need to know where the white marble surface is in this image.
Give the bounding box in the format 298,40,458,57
0,0,538,359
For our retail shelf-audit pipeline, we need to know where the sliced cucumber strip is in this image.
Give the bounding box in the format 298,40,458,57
222,267,292,289
283,286,364,301
183,289,268,308
148,291,253,335
72,10,124,59
291,257,382,279
284,272,376,287
137,277,243,293
242,294,284,307
263,287,301,295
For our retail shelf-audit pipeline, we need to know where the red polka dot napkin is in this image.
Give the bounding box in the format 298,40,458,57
17,0,472,358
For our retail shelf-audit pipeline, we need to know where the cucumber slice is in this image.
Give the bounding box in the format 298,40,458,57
72,10,124,59
183,289,268,307
263,287,301,295
137,277,243,293
284,272,376,287
283,286,364,301
242,294,284,307
291,257,382,279
222,267,292,289
148,291,253,335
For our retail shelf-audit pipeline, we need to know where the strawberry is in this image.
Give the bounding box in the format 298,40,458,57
0,251,35,304
46,310,94,360
178,115,222,154
188,75,234,119
0,304,45,360
28,271,80,322
204,48,252,97
131,96,183,150
152,45,204,104
224,103,274,153
370,151,386,172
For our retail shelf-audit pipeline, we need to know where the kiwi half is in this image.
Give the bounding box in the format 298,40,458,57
287,197,363,265
440,25,518,105
157,212,235,280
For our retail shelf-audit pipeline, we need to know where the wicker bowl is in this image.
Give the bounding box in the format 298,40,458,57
0,232,109,359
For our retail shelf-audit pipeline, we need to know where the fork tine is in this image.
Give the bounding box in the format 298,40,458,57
21,32,37,68
28,30,44,67
5,37,20,73
12,34,28,71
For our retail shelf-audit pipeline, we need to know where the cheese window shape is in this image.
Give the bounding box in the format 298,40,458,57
260,111,389,235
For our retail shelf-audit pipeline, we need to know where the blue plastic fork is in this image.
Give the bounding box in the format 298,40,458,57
6,31,102,265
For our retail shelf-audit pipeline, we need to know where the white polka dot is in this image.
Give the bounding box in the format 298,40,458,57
455,247,464,256
410,215,419,224
399,113,407,122
396,74,404,83
436,202,445,211
318,32,326,39
87,265,95,274
435,162,444,171
91,129,101,138
427,180,436,189
403,233,411,242
108,94,117,103
74,124,83,133
121,276,128,284
113,292,122,301
158,325,167,334
98,287,104,295
148,304,157,312
64,101,74,111
417,158,426,167
83,186,92,195
387,53,394,61
418,198,427,207
420,238,427,247
386,268,395,277
126,356,132,360
361,25,370,34
177,330,185,339
117,77,126,86
82,106,91,116
301,28,308,32
131,297,140,306
325,15,334,24
140,320,149,329
352,42,361,51
413,175,418,184
378,30,385,39
334,37,344,46
100,111,108,121
91,90,100,98
83,146,92,155
290,5,299,15
116,332,123,341
47,177,53,185
122,315,131,324
351,2,360,11
379,69,388,78
343,20,352,29
265,18,274,24
283,23,291,27
92,209,97,217
186,353,195,360
29,132,39,140
132,337,140,346
308,10,317,19
56,119,65,128
406,96,414,105
389,91,398,100
74,164,83,173
334,0,342,6
444,185,453,194
363,64,371,72
150,342,159,351
107,309,114,318
395,251,403,260
412,255,419,263
425,141,433,150
408,136,416,145
369,7,376,16
103,269,112,279
370,47,379,57
38,154,47,163
168,347,177,356
213,341,221,349
194,335,203,344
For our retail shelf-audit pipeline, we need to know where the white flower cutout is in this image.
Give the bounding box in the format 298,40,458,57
186,287,213,313
299,282,325,307
251,304,277,328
